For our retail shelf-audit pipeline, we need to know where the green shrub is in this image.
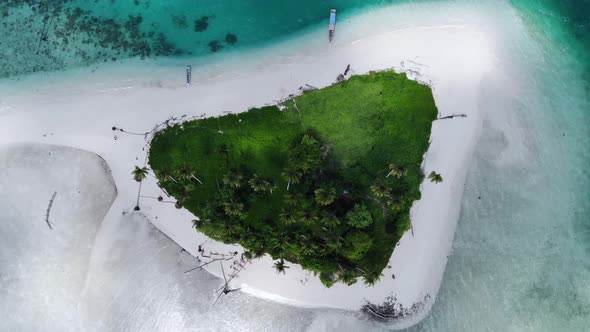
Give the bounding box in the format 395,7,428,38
345,203,373,229
343,232,373,261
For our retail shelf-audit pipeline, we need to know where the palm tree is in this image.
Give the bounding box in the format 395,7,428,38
320,214,340,227
223,200,244,217
283,192,303,207
282,167,302,191
323,230,343,251
262,177,276,194
300,209,319,225
176,166,193,182
386,163,407,179
133,165,149,182
132,166,149,211
156,168,177,184
299,236,318,256
314,187,336,206
386,195,404,212
177,166,203,184
362,272,383,287
183,182,196,192
249,174,267,192
253,247,266,259
370,179,390,198
192,218,204,229
280,207,302,225
272,234,291,256
273,259,290,275
428,171,443,183
338,269,358,285
222,171,243,188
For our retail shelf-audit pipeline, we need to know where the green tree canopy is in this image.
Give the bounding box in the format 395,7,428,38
343,231,373,261
288,134,322,173
345,203,374,229
319,271,336,288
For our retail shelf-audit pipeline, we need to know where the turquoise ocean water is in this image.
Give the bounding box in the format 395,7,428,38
1,0,589,330
0,0,410,78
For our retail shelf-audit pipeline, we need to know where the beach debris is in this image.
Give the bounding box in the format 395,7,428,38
44,191,57,230
361,294,431,321
111,126,150,137
437,113,467,120
184,256,231,274
300,84,318,92
212,261,241,305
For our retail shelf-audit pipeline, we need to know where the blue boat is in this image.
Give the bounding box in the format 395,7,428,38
329,9,336,42
186,65,192,86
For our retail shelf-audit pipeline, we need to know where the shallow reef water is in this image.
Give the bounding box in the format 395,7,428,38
0,0,406,78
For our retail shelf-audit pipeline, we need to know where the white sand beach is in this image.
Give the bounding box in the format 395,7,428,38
0,1,524,328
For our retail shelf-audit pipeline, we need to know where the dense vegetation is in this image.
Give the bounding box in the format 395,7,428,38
149,71,438,287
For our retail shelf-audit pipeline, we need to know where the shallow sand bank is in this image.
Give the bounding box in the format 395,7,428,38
0,143,117,331
0,1,516,327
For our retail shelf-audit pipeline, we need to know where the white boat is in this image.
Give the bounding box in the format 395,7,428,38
329,9,336,42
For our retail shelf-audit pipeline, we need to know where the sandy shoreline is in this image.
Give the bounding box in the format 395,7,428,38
0,1,508,328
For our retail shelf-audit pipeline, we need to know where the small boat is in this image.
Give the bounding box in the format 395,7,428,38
329,9,336,42
186,65,192,86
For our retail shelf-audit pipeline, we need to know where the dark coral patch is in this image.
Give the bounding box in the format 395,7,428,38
208,40,223,52
194,16,209,32
225,33,238,45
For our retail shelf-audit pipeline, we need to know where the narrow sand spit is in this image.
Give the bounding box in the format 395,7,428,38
0,2,516,328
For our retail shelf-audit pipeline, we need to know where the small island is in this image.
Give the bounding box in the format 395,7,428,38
149,71,437,287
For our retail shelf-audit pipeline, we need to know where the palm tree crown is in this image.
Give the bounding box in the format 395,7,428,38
386,163,407,179
370,180,390,198
273,259,290,274
362,272,383,287
314,187,336,206
177,166,193,182
339,269,358,285
222,171,243,188
249,174,267,192
132,166,149,182
282,167,302,191
428,171,443,183
279,207,302,225
262,177,276,194
223,200,244,217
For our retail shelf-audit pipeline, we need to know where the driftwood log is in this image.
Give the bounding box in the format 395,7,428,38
437,113,467,120
45,191,57,229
